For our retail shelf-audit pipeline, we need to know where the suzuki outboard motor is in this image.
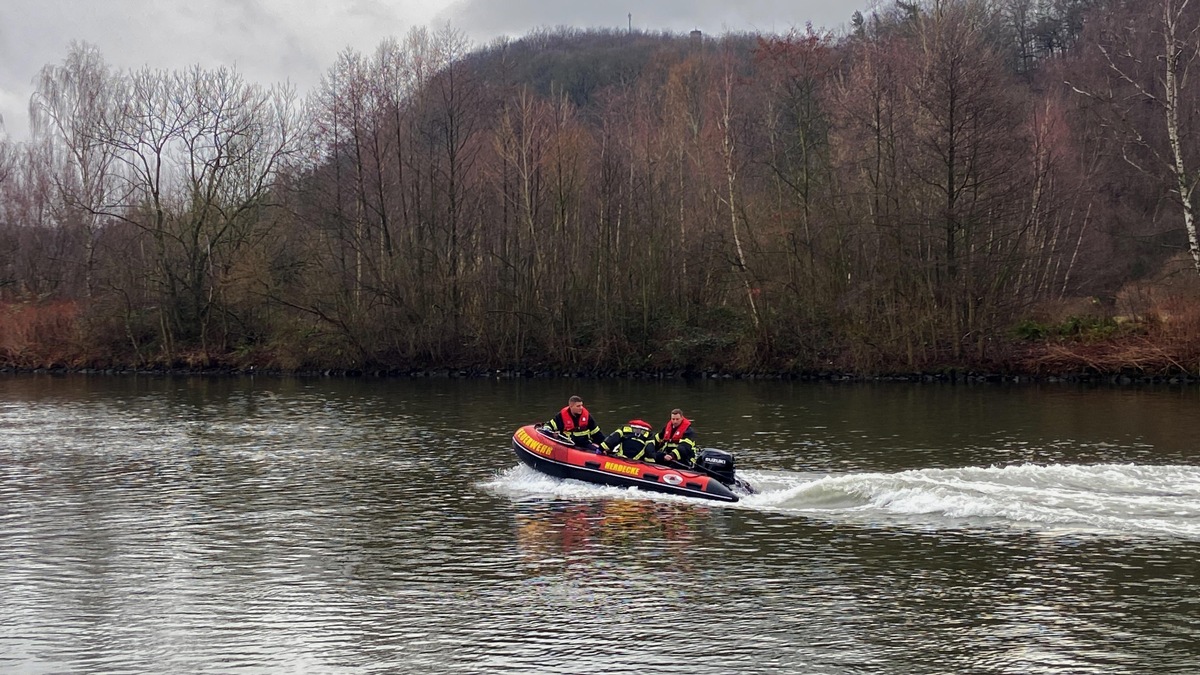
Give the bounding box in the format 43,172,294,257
696,448,737,485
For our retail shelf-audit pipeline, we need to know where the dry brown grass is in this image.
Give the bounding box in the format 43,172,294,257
0,300,83,368
1022,336,1200,375
1020,269,1200,375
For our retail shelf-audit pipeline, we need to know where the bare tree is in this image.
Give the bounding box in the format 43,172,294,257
413,26,486,352
0,135,13,193
101,65,302,357
1068,0,1200,274
0,144,64,297
715,51,762,330
905,0,1029,357
756,27,837,311
29,41,120,299
494,86,552,315
310,48,374,307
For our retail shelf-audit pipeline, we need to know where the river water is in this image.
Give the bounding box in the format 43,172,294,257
1,374,1197,674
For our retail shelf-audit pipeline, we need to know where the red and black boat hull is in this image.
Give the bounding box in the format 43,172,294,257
511,424,740,503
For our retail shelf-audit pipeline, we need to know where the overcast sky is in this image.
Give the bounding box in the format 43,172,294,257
1,0,861,142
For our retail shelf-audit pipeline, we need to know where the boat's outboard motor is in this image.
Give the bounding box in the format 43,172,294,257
696,448,737,485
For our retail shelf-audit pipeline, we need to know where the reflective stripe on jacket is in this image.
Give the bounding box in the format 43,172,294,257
600,425,655,461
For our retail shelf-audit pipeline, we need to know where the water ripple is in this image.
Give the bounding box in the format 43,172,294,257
2,376,1200,673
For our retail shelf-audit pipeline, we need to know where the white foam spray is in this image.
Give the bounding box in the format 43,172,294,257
487,463,1200,540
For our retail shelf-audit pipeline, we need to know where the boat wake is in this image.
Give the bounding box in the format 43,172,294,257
489,462,1200,540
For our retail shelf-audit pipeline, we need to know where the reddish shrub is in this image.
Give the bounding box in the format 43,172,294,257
0,300,82,368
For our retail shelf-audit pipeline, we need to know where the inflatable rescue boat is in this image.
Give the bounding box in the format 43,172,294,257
511,423,751,503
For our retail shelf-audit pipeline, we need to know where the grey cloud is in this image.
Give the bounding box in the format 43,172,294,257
1,0,860,141
434,0,857,43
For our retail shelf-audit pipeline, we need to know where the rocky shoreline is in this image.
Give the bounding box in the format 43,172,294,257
3,365,1196,385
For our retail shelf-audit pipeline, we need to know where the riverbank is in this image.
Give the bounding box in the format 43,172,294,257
5,294,1200,383
4,360,1197,385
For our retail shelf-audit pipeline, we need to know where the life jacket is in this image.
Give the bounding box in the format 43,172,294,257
661,416,691,443
559,405,591,432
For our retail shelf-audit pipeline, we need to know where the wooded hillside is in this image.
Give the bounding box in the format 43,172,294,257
4,0,1200,377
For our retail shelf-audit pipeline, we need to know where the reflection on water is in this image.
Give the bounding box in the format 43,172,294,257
1,374,1199,674
513,500,702,574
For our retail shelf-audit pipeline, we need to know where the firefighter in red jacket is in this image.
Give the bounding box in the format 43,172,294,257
654,408,698,466
545,395,604,450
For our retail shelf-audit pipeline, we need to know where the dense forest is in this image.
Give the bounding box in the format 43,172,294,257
3,0,1200,378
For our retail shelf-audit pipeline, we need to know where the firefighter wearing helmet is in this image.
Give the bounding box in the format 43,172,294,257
598,419,657,461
